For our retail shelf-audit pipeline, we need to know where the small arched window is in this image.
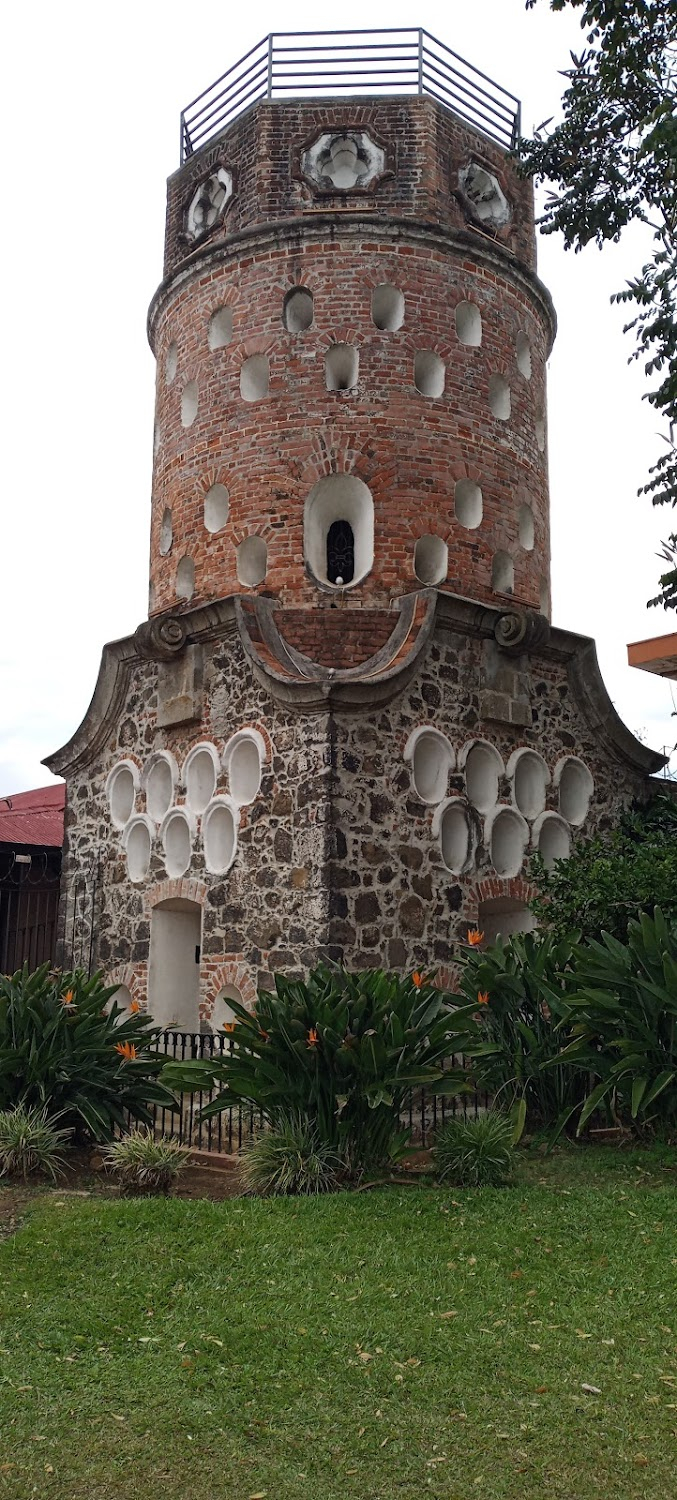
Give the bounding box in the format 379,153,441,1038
326,520,355,585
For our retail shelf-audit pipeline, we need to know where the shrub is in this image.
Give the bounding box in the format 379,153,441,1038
0,965,177,1142
0,1104,71,1182
102,1129,191,1195
162,965,482,1174
530,794,677,943
433,1112,515,1187
559,907,677,1133
239,1118,342,1196
457,931,582,1138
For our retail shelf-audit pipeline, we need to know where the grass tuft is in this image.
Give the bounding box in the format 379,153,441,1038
432,1110,515,1186
0,1103,70,1182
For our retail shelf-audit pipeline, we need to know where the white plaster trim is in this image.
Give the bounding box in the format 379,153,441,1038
181,741,221,788
122,814,155,884
404,726,455,805
485,804,529,879
506,747,550,821
142,751,179,797
531,810,571,849
202,796,239,875
458,739,505,774
432,796,475,877
552,755,594,826
106,759,141,830
223,728,267,770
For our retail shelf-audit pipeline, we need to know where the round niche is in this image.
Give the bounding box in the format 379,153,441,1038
455,479,483,530
460,741,504,815
183,743,220,815
414,350,445,398
519,503,535,551
165,341,178,385
202,797,238,875
434,799,472,876
143,752,178,824
555,757,593,826
123,815,153,883
204,483,229,533
455,301,482,347
487,806,529,878
283,287,313,332
236,536,267,587
516,331,532,379
160,809,193,879
106,760,139,830
414,535,448,586
181,380,198,427
223,729,266,806
208,306,233,350
371,284,405,331
404,727,455,805
489,374,511,420
533,812,572,870
507,748,549,821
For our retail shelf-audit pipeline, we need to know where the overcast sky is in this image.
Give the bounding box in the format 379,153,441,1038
1,0,675,796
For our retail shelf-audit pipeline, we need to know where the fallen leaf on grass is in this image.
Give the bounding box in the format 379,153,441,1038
576,1330,592,1339
581,1384,601,1395
439,1311,457,1320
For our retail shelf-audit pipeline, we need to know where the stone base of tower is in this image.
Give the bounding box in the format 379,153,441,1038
45,592,664,1027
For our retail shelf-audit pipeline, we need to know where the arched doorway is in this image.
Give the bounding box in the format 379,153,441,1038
148,897,201,1029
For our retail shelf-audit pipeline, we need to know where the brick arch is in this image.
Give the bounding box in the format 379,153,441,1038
231,518,277,546
194,466,232,500
474,875,536,909
106,962,148,1010
201,959,257,1022
316,328,361,351
144,877,207,913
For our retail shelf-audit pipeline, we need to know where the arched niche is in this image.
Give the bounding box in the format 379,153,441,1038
283,287,313,333
371,284,405,331
208,306,233,350
489,374,511,420
148,897,201,1030
492,551,514,595
159,507,173,556
325,344,359,391
143,751,179,825
554,757,593,826
106,760,140,830
202,797,239,875
533,811,572,869
165,342,178,385
535,413,546,452
223,729,266,806
160,808,194,879
414,535,448,586
123,815,154,883
211,983,243,1033
404,726,455,805
304,474,374,589
516,331,532,379
182,742,220,816
518,503,535,551
433,798,473,876
204,483,229,533
176,556,195,601
507,748,550,822
487,806,529,878
109,983,133,1017
181,380,198,427
414,350,445,398
459,740,504,815
455,479,483,530
236,536,267,587
240,355,269,402
455,301,482,347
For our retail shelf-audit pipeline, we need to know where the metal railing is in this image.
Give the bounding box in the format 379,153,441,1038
180,29,521,163
126,1029,488,1154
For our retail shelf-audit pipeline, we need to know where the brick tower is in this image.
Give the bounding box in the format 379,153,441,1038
46,31,664,1027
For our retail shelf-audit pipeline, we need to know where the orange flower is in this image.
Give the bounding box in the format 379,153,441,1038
115,1041,137,1061
412,971,424,989
130,999,141,1014
467,928,484,947
259,1028,269,1042
307,1028,319,1048
62,989,75,1006
224,1021,236,1034
477,991,490,1006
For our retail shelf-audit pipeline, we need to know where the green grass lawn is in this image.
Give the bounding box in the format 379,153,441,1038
1,1147,676,1499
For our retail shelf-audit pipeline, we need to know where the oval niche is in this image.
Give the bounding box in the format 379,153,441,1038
106,761,139,830
436,799,472,876
404,727,454,805
144,753,177,824
507,748,549,822
202,797,238,875
183,743,219,816
555,757,593,826
161,809,192,879
461,741,504,815
534,812,572,870
488,806,529,878
123,816,153,883
224,730,265,806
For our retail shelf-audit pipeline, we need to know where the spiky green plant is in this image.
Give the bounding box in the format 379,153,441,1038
239,1118,342,1196
432,1112,515,1188
162,965,482,1174
0,964,177,1142
102,1129,191,1195
0,1104,71,1182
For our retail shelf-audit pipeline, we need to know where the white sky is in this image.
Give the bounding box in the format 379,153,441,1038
1,0,675,796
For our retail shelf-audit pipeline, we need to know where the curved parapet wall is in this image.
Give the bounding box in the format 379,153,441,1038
147,96,554,619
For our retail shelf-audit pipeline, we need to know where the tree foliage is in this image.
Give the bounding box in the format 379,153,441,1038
520,1,677,608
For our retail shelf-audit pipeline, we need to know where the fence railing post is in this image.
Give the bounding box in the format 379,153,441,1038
417,29,424,95
267,34,274,98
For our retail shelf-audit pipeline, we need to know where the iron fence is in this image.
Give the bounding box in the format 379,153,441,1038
132,1029,488,1154
0,852,61,973
180,29,521,162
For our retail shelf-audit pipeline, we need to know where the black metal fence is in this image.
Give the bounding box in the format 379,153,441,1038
0,852,61,974
180,29,521,162
138,1029,488,1154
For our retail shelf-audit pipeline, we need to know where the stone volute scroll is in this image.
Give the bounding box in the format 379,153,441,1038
134,614,188,662
494,609,550,654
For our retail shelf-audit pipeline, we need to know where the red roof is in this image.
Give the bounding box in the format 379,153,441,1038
0,783,65,849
